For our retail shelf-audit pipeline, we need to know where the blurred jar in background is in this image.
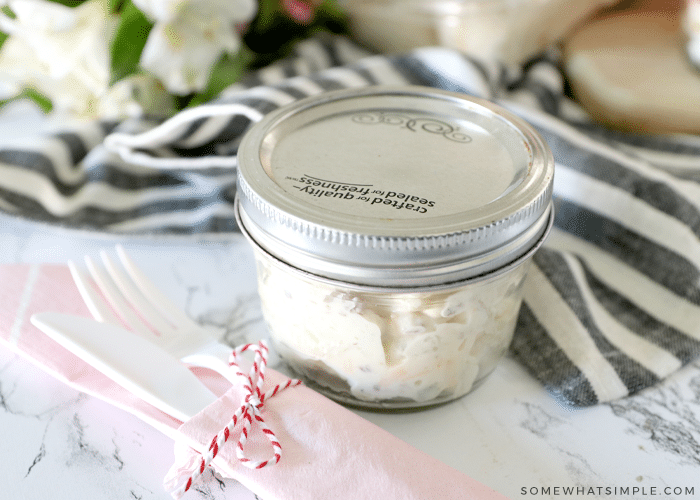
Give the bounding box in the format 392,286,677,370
339,0,620,64
685,0,700,68
562,0,700,134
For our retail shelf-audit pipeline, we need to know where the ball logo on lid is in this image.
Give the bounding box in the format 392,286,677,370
351,111,472,143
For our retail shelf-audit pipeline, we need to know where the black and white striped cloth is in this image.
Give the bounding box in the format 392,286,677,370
2,35,699,407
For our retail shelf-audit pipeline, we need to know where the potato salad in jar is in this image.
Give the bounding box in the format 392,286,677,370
235,86,554,409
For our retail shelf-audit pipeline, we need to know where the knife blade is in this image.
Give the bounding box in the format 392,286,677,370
31,312,218,422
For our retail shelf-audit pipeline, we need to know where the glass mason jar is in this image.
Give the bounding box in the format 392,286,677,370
235,86,554,410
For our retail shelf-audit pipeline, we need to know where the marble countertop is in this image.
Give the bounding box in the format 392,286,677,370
1,213,699,500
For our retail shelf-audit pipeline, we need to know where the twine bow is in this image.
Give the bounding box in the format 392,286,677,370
169,340,302,498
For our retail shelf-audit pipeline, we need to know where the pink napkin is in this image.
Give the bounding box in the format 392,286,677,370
0,263,508,500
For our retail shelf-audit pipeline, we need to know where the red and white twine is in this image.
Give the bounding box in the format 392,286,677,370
169,340,301,499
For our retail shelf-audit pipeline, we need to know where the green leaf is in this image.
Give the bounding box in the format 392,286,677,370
317,0,345,19
0,87,53,114
186,47,255,107
254,0,283,33
44,0,87,7
0,5,16,18
109,0,126,14
109,0,153,85
0,5,16,51
21,88,53,113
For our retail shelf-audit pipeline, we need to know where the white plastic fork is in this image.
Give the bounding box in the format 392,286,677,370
69,245,239,384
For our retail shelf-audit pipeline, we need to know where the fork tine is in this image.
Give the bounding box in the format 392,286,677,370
116,245,203,331
85,255,153,337
99,249,177,337
68,260,122,326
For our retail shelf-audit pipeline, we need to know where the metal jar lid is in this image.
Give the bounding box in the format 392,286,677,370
235,85,554,287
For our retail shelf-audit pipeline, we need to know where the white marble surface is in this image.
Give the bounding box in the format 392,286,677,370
1,212,699,500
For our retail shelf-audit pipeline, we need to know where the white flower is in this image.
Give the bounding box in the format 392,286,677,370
133,0,257,95
0,0,115,117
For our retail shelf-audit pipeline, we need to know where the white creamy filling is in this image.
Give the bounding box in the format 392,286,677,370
256,257,527,404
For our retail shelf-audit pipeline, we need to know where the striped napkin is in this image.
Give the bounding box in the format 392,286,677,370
1,35,699,407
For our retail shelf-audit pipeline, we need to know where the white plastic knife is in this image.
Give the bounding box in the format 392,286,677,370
30,312,219,421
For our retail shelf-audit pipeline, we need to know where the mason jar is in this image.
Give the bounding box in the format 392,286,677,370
235,85,554,409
